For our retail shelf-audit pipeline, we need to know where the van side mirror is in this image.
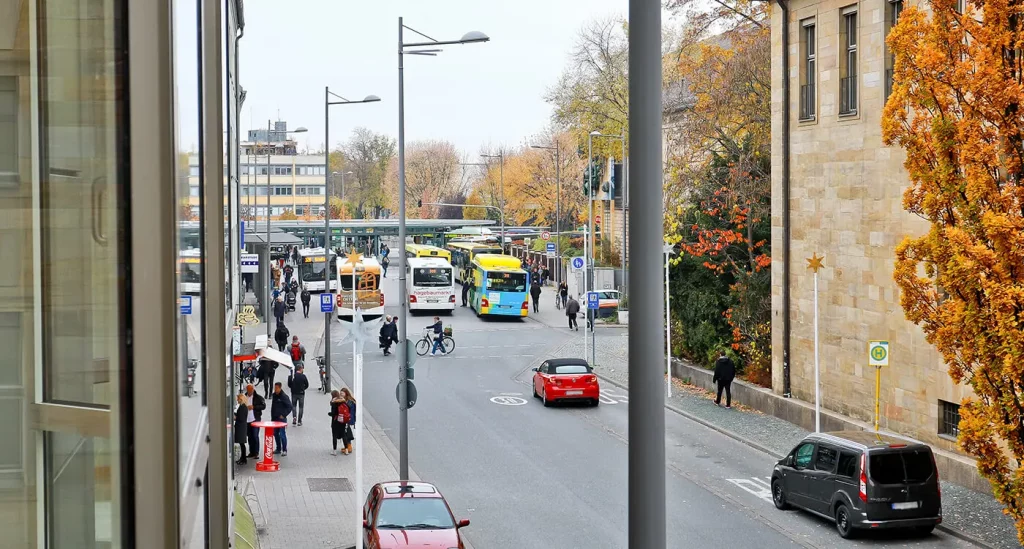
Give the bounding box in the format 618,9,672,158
363,519,370,529
531,367,538,372
457,518,470,528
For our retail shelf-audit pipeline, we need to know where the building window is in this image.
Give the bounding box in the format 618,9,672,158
259,166,268,175
955,0,966,14
939,400,961,438
885,0,903,98
295,206,305,216
840,7,858,115
799,19,816,120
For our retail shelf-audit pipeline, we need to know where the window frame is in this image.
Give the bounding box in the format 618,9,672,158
799,18,817,121
839,6,859,115
938,399,961,439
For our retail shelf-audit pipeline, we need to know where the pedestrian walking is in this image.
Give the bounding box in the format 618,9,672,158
289,336,306,368
381,255,390,278
300,286,311,318
271,382,292,455
257,358,275,398
379,316,397,355
329,390,351,455
274,296,286,324
566,296,580,331
461,281,470,307
341,387,357,455
713,350,736,408
274,322,290,352
542,266,550,286
382,244,390,259
288,365,309,426
283,264,294,286
530,280,542,313
243,385,265,457
558,281,568,309
234,394,250,465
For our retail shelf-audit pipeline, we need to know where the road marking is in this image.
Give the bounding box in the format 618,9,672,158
727,477,773,503
598,389,629,404
498,392,523,396
490,396,528,406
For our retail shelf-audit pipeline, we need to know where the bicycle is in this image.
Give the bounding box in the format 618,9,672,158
415,329,455,356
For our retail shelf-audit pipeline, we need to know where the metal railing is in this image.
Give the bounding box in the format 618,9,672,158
799,83,816,120
840,76,858,114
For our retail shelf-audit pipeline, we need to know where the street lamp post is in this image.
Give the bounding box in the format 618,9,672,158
529,143,561,285
587,130,627,365
398,17,489,480
324,88,380,394
480,152,505,248
332,170,354,205
264,121,306,337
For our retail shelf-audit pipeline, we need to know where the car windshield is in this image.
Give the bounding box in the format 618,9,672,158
553,364,590,374
414,267,452,287
486,272,526,292
375,498,455,530
869,449,934,484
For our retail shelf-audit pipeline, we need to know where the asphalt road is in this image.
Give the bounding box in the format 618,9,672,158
331,274,977,548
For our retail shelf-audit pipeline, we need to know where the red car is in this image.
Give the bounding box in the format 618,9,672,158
532,358,600,407
362,481,470,549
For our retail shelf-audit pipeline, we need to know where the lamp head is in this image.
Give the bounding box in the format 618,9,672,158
362,95,381,103
460,31,490,43
293,127,309,133
589,130,601,136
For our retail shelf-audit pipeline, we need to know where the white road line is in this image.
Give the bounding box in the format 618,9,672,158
727,478,773,502
751,477,771,488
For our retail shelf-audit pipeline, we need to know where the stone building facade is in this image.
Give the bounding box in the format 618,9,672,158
769,0,973,453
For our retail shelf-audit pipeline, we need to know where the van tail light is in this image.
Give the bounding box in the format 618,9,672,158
521,301,529,310
449,295,456,303
859,453,868,502
380,293,385,307
481,298,489,308
932,452,940,498
409,295,417,303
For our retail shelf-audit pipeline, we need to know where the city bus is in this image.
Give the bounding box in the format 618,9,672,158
405,243,452,263
406,257,456,313
297,247,337,292
447,241,503,284
468,254,528,318
335,254,385,320
179,248,202,294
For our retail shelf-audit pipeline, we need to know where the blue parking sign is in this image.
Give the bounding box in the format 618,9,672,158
546,242,556,253
320,293,334,313
179,296,192,315
587,292,599,310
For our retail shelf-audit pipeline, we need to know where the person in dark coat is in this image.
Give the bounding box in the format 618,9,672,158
381,255,390,278
274,322,290,352
379,316,397,355
243,384,265,458
271,382,292,455
565,296,580,331
713,350,737,408
558,281,568,308
300,287,312,318
341,387,357,455
273,296,287,324
288,365,310,426
329,390,351,455
530,281,542,313
234,394,251,465
461,281,470,307
257,358,275,398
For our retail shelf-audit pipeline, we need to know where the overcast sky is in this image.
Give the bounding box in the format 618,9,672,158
232,0,630,156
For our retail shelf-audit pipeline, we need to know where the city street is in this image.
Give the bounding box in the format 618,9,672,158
331,273,978,548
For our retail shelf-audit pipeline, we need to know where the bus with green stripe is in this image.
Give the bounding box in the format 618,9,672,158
468,254,529,318
446,241,502,284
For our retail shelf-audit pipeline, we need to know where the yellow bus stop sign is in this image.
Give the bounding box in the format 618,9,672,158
869,340,889,366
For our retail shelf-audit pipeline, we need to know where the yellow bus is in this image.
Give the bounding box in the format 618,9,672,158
335,255,385,319
468,254,528,317
405,243,452,263
446,241,503,284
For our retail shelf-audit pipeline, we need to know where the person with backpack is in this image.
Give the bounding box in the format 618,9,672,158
381,255,390,278
288,365,309,426
289,335,306,367
341,387,357,455
300,286,311,318
329,390,351,455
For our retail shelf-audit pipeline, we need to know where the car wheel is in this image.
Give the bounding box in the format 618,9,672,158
771,479,788,510
542,389,552,407
912,525,935,537
590,398,600,407
834,503,856,539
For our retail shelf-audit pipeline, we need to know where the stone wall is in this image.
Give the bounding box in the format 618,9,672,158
770,0,974,455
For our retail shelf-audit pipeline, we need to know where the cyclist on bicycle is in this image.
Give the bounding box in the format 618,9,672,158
426,316,444,356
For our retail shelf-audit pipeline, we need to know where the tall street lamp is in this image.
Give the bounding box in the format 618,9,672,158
398,17,489,480
331,170,354,204
264,121,306,337
587,130,626,364
324,89,379,394
480,152,505,246
529,142,561,285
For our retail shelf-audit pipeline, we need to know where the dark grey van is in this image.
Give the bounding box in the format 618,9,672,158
771,431,942,539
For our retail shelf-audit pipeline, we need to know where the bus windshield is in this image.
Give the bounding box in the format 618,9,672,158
413,268,452,287
339,272,379,291
486,272,526,292
302,261,328,282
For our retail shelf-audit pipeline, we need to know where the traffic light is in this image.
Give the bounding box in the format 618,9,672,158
581,159,601,196
610,160,622,200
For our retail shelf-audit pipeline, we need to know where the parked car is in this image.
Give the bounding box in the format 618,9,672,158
771,431,942,539
362,481,470,549
532,358,600,406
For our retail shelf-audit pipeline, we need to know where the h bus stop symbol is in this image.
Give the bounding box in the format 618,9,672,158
587,292,600,310
320,293,334,313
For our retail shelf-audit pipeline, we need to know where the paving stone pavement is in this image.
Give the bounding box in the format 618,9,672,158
235,308,408,549
554,334,1020,549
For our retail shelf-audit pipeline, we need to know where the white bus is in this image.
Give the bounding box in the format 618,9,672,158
179,248,202,294
406,257,455,313
297,247,337,292
336,254,385,320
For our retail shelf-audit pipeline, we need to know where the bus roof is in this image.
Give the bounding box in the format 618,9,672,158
472,253,523,271
448,241,502,251
406,243,446,253
407,257,453,269
298,247,335,257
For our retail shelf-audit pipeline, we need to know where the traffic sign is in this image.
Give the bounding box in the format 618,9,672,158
179,296,192,315
524,237,531,246
541,231,551,240
546,242,556,256
571,257,585,271
869,341,889,366
320,293,334,313
595,215,602,224
587,291,600,310
396,380,418,409
241,253,259,273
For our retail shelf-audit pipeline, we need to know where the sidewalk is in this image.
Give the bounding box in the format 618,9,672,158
554,335,1020,549
235,301,407,549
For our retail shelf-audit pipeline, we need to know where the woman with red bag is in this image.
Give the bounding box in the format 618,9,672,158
329,390,351,456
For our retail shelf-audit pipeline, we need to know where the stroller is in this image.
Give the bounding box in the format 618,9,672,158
285,290,297,312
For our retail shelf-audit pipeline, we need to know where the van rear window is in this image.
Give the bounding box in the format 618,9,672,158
869,449,934,484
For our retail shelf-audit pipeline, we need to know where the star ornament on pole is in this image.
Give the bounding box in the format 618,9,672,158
806,252,825,273
345,247,363,268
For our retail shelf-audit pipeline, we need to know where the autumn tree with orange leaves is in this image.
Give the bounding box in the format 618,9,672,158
883,0,1024,539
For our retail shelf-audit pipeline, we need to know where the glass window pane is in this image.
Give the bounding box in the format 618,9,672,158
45,431,120,548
